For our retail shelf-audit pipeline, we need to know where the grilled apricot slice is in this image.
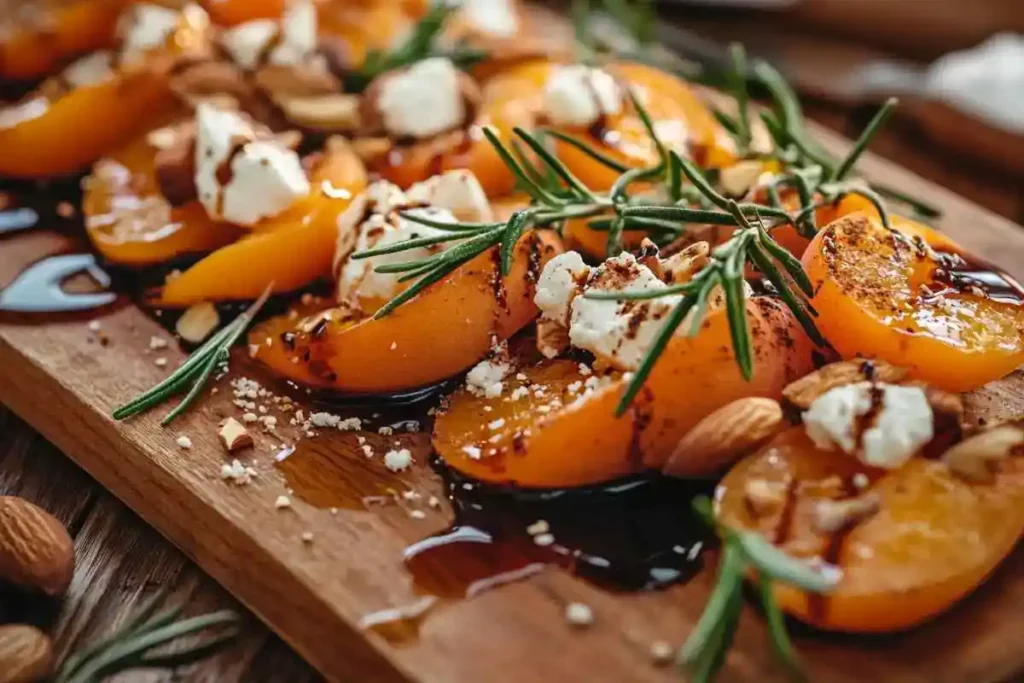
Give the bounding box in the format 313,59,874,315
433,297,817,488
156,139,368,305
716,427,1024,632
250,230,564,392
83,124,241,267
0,0,125,80
376,60,721,197
202,0,284,26
803,212,1024,392
318,0,416,69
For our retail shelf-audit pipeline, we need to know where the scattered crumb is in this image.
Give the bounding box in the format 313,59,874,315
154,357,168,368
275,495,291,510
428,496,440,508
390,341,397,350
533,533,555,547
221,459,256,485
218,417,253,452
565,602,593,627
176,435,192,449
649,641,673,665
409,510,426,520
384,448,413,472
526,520,549,536
301,531,314,544
242,412,258,423
852,473,870,490
87,320,101,332
149,336,168,350
378,426,394,436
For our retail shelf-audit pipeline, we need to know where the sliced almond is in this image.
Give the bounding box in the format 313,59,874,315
783,359,909,410
351,136,394,165
812,493,881,534
170,60,253,106
661,241,710,285
278,93,362,132
718,159,764,198
536,318,571,359
941,423,1024,483
218,417,254,452
664,397,784,477
176,302,220,344
254,63,340,99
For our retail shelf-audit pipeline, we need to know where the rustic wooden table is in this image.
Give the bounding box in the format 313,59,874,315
1,24,1022,683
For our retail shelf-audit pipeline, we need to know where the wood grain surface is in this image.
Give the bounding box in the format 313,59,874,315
1,11,1024,677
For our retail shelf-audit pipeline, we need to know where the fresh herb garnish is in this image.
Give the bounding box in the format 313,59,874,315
54,588,239,683
679,497,840,683
112,286,272,425
346,3,487,91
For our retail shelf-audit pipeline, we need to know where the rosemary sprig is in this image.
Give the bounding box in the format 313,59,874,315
54,587,240,683
113,286,272,425
678,497,840,683
346,4,486,91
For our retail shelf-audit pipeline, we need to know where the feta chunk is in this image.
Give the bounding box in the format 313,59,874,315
377,57,465,139
384,448,414,472
466,348,511,398
62,51,114,89
542,65,624,128
460,0,519,38
220,0,318,70
803,382,934,469
534,251,590,326
333,172,490,304
117,4,181,65
194,104,310,226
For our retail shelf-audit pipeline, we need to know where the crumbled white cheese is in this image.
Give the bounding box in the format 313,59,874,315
526,519,549,536
465,348,511,398
565,602,594,627
333,172,491,305
542,64,624,128
534,251,590,327
384,448,414,472
117,4,181,65
149,336,168,350
194,104,310,226
221,459,256,485
220,0,317,70
460,0,518,37
533,532,555,547
377,57,465,139
275,495,291,509
62,51,114,89
176,435,192,449
803,382,934,469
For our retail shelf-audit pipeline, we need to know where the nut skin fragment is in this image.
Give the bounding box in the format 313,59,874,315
783,359,909,410
0,624,53,683
219,417,255,453
941,422,1024,483
176,302,221,344
811,493,881,534
0,497,74,598
664,397,784,477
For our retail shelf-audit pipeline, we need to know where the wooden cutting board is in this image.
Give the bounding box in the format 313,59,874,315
1,75,1023,683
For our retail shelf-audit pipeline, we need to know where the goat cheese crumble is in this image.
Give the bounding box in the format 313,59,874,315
542,64,624,128
803,382,934,469
377,57,466,139
194,104,310,226
220,0,318,70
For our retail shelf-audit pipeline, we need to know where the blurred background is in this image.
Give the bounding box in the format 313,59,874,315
653,0,1024,221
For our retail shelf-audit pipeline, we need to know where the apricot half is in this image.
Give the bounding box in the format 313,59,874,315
717,427,1024,632
0,0,125,80
803,212,1024,392
433,297,817,488
250,230,564,392
83,124,241,267
156,139,368,306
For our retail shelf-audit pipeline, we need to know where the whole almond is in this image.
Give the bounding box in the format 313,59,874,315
0,625,52,683
0,497,74,597
664,397,784,477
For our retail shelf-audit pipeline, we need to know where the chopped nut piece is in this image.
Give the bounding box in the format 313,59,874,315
649,641,674,665
176,302,220,344
176,435,193,449
660,241,710,285
279,93,362,132
811,493,881,534
254,63,340,100
219,417,254,452
350,136,394,165
941,423,1024,482
536,317,571,359
783,359,908,410
565,602,594,627
275,495,291,510
718,159,764,198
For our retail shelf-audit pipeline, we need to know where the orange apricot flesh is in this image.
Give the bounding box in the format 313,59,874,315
433,297,817,488
803,212,1024,392
717,427,1024,632
375,60,721,196
83,124,241,267
156,140,368,306
318,0,415,69
202,0,284,26
250,230,564,393
0,0,126,80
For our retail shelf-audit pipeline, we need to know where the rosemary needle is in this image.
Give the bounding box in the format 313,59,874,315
112,285,273,426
